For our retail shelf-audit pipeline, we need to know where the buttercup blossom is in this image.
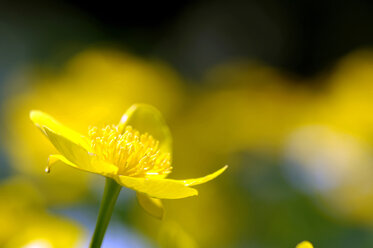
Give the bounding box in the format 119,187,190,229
30,104,227,218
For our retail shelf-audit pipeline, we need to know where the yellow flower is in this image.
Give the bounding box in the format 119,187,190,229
30,103,227,218
3,48,184,205
296,241,314,248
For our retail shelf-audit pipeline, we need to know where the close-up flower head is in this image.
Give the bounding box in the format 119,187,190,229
1,0,373,247
30,104,226,215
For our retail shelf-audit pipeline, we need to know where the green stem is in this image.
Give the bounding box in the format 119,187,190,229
90,178,122,248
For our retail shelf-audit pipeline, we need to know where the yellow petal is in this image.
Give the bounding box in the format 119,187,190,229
30,110,91,151
118,104,172,153
180,165,228,186
47,154,78,173
30,111,117,176
116,176,198,199
296,241,314,248
48,154,117,177
43,127,93,170
136,192,164,219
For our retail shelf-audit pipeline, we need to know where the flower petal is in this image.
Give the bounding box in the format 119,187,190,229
118,104,172,153
43,127,92,169
116,176,198,199
296,241,313,248
30,110,91,151
47,154,79,172
43,126,117,176
30,111,118,176
137,192,164,219
48,154,118,177
180,165,228,186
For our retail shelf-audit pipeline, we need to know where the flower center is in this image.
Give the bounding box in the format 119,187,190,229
88,125,172,177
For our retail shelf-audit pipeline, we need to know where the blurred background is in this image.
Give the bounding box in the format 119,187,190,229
1,0,373,247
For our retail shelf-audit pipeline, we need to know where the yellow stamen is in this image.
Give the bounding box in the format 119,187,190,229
88,125,172,177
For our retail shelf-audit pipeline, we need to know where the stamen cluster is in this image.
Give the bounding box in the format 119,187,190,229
88,125,172,177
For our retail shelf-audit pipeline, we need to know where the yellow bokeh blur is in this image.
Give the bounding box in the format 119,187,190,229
0,177,85,247
289,50,373,223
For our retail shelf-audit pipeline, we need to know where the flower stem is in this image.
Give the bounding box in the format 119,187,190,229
90,178,122,248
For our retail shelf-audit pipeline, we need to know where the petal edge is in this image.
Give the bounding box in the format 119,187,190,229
118,104,172,154
181,165,228,186
116,176,198,199
48,154,118,177
30,110,91,151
